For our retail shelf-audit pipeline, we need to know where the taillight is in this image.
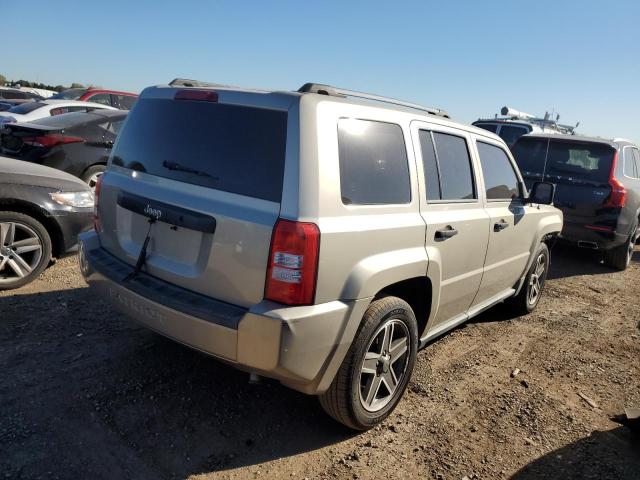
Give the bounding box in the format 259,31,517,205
265,219,320,306
93,173,104,231
174,90,218,102
604,151,626,208
22,134,84,148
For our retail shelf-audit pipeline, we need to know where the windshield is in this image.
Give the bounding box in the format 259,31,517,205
7,102,45,115
512,137,615,183
110,97,288,202
49,88,87,100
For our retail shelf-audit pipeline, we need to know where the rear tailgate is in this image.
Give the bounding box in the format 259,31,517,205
513,137,617,232
97,87,295,308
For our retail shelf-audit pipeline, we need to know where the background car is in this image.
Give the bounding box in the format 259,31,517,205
50,88,138,110
0,99,116,125
0,87,44,102
511,133,640,270
0,155,93,290
0,110,127,188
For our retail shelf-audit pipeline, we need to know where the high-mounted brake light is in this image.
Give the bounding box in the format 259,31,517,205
22,134,84,148
604,151,626,208
174,90,218,102
93,173,104,232
265,219,320,306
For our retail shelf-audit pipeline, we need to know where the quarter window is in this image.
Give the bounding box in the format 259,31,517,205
625,148,638,178
633,149,640,179
475,123,498,133
418,130,441,200
477,141,520,200
338,119,411,205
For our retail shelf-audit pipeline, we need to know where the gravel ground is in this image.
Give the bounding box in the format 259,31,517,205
1,244,639,479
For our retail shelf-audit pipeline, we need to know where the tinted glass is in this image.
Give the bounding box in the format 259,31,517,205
30,111,93,127
624,148,637,178
108,120,124,134
633,149,640,179
477,142,520,200
418,130,441,201
545,140,615,183
432,132,475,200
49,88,86,100
338,119,410,205
511,137,547,176
117,95,136,110
499,125,529,147
475,123,498,133
1,90,27,99
8,102,45,114
111,98,288,202
87,93,112,106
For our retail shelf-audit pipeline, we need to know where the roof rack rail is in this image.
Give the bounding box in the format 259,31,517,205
297,83,449,118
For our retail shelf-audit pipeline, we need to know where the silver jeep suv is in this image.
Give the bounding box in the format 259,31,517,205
79,79,562,430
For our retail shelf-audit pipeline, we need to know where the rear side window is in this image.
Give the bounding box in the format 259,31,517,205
116,95,136,110
87,93,112,106
338,119,410,205
499,125,529,147
511,137,548,176
477,142,520,200
432,132,475,200
475,123,498,133
633,149,640,178
110,98,288,202
624,147,638,178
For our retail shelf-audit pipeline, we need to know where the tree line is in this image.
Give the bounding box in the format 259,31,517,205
0,73,86,92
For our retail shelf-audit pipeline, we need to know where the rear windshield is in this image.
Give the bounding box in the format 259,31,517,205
7,102,45,114
110,98,288,202
49,88,86,100
512,137,615,182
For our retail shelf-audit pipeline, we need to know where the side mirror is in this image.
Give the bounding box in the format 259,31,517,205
528,181,555,205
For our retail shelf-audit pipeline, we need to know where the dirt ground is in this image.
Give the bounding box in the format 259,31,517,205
1,244,639,480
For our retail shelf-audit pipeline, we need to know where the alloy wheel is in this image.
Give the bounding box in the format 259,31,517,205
626,226,639,267
88,172,102,190
0,222,43,285
359,319,410,412
528,252,546,305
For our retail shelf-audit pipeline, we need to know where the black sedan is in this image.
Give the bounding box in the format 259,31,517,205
0,110,127,188
0,155,93,290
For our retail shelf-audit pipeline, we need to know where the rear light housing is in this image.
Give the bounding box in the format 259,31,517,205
93,173,104,231
22,134,84,148
604,151,626,208
265,219,320,306
174,89,218,102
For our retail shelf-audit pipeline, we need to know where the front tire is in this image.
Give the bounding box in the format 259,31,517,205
319,296,418,430
507,242,550,315
0,211,52,290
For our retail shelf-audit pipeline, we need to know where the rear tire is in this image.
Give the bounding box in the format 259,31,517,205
319,296,418,430
507,242,549,315
0,211,52,290
81,165,105,190
603,221,638,271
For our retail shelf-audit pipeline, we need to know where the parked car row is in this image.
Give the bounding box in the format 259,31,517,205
1,78,637,431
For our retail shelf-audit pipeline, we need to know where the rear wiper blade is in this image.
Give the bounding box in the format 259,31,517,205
162,160,218,179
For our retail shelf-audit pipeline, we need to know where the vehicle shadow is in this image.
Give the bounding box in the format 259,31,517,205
546,242,617,280
0,288,356,479
511,426,640,479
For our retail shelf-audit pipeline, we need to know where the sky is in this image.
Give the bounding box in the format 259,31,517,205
2,0,639,142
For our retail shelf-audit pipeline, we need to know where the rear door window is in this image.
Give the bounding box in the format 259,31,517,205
338,119,410,205
110,97,288,202
476,141,520,200
432,132,475,200
87,93,112,106
498,125,529,147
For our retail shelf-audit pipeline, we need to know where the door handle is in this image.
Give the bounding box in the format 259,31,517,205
435,226,458,240
494,220,509,232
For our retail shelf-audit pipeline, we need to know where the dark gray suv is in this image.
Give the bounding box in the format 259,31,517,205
512,133,640,270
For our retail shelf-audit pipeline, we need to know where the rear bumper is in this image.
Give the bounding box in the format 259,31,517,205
78,230,370,395
559,219,628,250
